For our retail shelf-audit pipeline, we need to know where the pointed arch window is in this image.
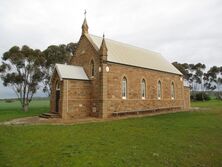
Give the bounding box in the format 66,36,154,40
141,79,146,99
122,77,127,99
90,60,95,77
56,81,60,90
157,80,162,99
171,82,175,100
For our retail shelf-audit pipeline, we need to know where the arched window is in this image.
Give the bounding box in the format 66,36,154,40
157,80,162,99
122,77,127,99
171,82,175,100
56,81,60,90
141,79,146,99
90,60,95,77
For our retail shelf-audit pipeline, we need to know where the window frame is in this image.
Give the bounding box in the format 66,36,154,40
157,80,162,100
90,59,95,77
171,81,175,100
122,77,127,99
141,79,146,99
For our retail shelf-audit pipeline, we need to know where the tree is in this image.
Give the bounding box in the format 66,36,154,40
42,43,77,96
172,62,187,77
188,64,197,90
0,46,44,111
172,62,192,88
66,42,78,56
204,66,219,92
217,66,222,98
193,63,206,99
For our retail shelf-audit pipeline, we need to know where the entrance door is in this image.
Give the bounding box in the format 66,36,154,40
55,90,60,113
55,81,60,113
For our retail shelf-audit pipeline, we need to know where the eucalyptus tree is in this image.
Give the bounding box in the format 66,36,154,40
188,64,196,90
42,43,77,96
204,66,219,92
217,66,222,98
172,62,192,88
0,46,44,111
195,63,206,90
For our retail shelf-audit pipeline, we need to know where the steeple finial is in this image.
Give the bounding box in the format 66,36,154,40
84,9,87,18
82,10,88,34
99,33,108,56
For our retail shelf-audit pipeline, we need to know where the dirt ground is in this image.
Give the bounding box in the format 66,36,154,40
0,109,197,126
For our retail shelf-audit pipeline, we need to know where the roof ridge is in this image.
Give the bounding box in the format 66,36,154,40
89,34,161,55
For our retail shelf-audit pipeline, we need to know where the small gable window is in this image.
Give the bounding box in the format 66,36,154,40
141,79,146,99
90,60,95,77
157,80,162,99
122,77,127,99
171,82,175,100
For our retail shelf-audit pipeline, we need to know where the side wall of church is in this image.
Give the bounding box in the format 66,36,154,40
105,62,187,117
183,86,190,110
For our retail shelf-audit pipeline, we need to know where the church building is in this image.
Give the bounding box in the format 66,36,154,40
50,16,190,119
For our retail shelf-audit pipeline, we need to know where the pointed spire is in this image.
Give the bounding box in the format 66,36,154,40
82,10,88,34
99,33,108,56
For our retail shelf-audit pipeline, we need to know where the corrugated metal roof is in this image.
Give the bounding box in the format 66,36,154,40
86,34,182,75
55,64,89,80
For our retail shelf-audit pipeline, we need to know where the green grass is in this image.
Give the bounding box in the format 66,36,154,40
0,100,49,122
0,100,222,167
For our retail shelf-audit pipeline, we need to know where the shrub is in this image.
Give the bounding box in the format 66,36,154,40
4,99,15,103
192,92,211,101
216,94,222,100
190,94,195,101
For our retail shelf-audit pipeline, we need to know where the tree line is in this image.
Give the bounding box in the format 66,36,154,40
173,62,222,99
0,43,77,111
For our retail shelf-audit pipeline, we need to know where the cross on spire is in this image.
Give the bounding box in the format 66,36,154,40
84,9,87,17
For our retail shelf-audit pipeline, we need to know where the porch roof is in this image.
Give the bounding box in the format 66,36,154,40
55,64,89,80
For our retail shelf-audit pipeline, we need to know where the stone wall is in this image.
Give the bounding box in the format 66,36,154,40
50,71,92,119
183,86,190,110
64,79,92,119
104,62,186,117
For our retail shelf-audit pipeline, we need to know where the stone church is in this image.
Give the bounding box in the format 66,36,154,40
50,16,190,119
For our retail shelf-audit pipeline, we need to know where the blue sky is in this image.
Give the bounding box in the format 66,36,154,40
0,0,222,98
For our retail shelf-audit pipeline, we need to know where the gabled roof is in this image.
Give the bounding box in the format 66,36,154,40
55,64,89,80
85,34,182,75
